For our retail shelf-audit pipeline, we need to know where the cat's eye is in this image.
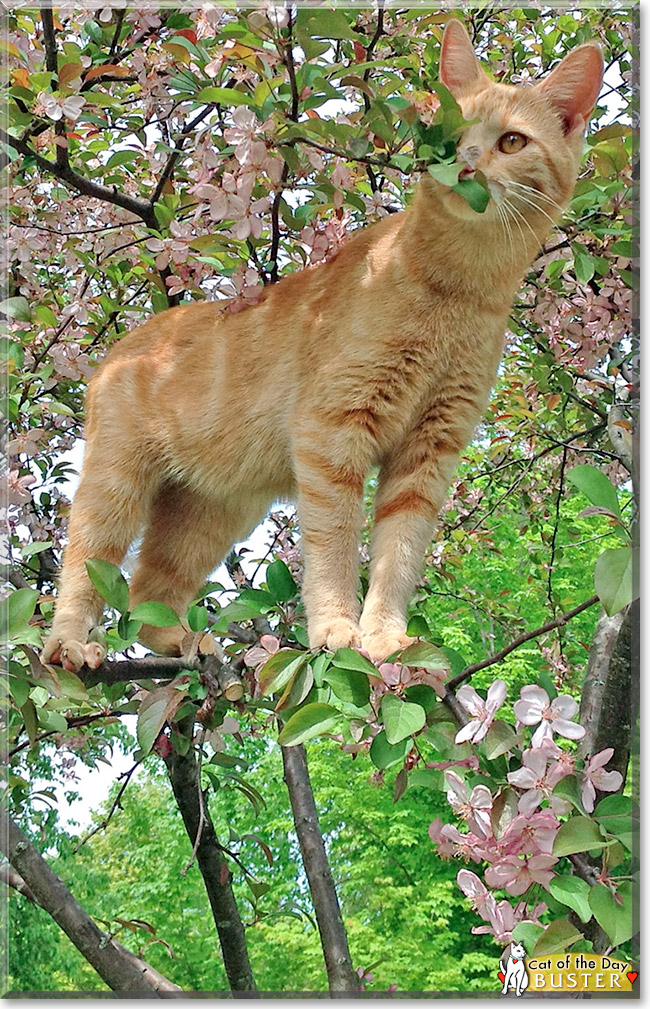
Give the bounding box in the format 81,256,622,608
497,132,528,154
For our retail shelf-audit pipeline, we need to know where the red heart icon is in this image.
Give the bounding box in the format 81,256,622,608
498,971,505,984
626,971,638,984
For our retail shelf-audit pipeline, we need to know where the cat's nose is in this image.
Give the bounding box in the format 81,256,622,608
459,145,481,174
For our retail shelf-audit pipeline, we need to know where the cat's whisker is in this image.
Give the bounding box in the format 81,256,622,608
503,198,542,251
506,189,559,231
507,181,565,215
501,199,528,251
496,203,516,266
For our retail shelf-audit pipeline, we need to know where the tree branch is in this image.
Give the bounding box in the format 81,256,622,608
0,128,155,226
82,652,243,700
163,737,257,992
281,744,359,993
0,807,180,991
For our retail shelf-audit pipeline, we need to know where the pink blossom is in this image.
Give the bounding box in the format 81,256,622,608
485,853,558,895
6,469,36,505
445,770,493,838
513,685,585,747
457,869,494,914
581,748,623,812
243,634,280,673
500,812,560,856
35,92,85,123
455,679,506,744
428,818,481,862
506,748,567,815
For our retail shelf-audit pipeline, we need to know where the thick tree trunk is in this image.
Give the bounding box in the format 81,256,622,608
164,745,257,993
282,744,360,994
0,808,179,993
578,598,639,785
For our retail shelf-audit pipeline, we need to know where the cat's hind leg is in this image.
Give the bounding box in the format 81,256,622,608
129,482,267,655
42,448,153,673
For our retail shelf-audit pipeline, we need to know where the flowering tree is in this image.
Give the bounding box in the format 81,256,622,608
2,3,638,994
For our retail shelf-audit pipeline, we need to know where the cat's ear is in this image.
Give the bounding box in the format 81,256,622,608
537,44,604,134
439,19,488,96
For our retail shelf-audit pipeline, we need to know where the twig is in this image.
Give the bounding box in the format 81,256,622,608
73,760,142,852
40,6,68,169
109,9,126,59
150,105,214,206
8,711,121,759
182,728,206,876
441,690,470,726
447,594,600,690
269,7,300,283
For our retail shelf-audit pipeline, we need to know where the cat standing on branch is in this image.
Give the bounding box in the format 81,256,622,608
42,21,603,674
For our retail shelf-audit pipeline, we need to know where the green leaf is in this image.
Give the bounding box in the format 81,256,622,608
9,673,30,709
407,768,442,790
532,918,582,955
452,178,490,213
406,614,429,638
266,560,298,603
512,922,544,954
594,547,635,616
380,694,426,744
369,730,411,770
567,464,620,516
21,699,38,746
549,876,593,923
105,150,141,170
552,774,585,812
594,794,638,850
0,296,31,321
137,685,186,755
39,709,68,733
331,648,378,675
130,601,180,627
85,558,129,614
194,86,250,106
21,541,54,559
589,882,635,947
237,588,276,613
277,703,341,746
186,604,208,633
323,667,370,707
55,667,89,702
298,9,358,39
552,816,608,856
5,588,39,637
259,650,309,696
427,162,463,187
399,641,451,671
572,242,596,284
483,719,519,759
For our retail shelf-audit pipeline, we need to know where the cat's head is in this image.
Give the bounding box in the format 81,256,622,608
433,20,603,234
509,941,527,960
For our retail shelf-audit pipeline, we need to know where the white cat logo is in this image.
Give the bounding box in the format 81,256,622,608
501,941,529,997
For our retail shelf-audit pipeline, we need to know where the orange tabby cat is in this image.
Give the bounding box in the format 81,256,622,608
42,21,603,673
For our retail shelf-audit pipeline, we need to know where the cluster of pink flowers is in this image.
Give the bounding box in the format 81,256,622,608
427,680,624,942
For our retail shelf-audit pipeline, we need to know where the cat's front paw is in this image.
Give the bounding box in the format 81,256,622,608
308,617,362,653
360,628,415,664
41,636,106,674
